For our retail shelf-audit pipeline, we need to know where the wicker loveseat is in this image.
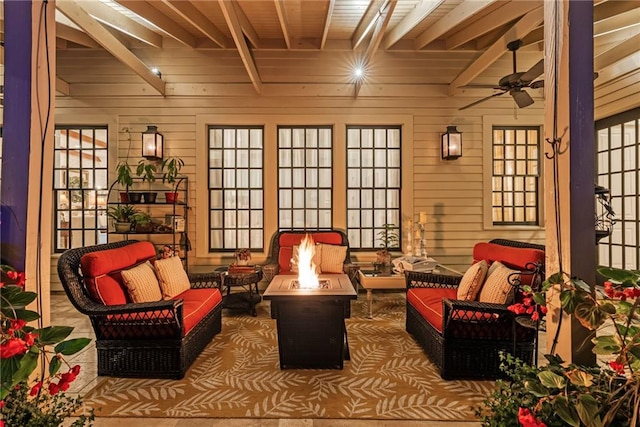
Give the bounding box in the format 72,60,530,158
405,239,545,380
57,240,223,379
262,229,356,283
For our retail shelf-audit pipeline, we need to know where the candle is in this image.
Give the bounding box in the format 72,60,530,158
415,229,421,239
420,211,427,224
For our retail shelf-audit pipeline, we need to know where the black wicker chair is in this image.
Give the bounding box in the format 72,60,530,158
57,240,223,379
405,240,544,380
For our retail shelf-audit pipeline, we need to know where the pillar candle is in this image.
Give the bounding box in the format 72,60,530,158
420,211,427,224
414,229,421,239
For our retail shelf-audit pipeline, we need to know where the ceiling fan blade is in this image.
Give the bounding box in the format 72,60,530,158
520,59,544,82
459,91,507,110
529,80,544,89
510,89,534,108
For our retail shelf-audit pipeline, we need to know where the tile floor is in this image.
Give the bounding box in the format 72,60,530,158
53,292,485,427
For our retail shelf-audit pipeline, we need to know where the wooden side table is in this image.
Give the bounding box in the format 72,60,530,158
222,269,263,316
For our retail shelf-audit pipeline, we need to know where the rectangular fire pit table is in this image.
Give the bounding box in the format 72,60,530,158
263,274,357,369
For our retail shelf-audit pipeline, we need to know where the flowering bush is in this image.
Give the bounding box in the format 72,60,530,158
477,267,640,427
234,248,251,261
0,264,93,426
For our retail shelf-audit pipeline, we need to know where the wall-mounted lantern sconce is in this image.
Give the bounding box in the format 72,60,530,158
595,183,616,244
441,125,462,160
142,125,163,160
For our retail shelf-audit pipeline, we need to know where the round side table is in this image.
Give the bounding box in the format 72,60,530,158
222,269,263,316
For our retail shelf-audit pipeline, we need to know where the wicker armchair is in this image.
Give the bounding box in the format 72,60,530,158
405,240,544,380
57,240,223,379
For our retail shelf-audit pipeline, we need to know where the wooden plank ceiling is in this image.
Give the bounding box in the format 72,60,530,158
4,0,640,106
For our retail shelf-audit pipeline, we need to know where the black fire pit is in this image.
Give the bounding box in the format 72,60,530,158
263,274,357,369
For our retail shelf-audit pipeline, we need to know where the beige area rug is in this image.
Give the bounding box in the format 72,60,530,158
84,293,494,420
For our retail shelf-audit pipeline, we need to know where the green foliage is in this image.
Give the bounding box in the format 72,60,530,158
106,204,138,223
115,161,134,187
161,157,184,184
376,223,399,250
1,380,94,427
136,159,157,183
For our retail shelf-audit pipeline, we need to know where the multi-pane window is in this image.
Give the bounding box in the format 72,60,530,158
491,126,540,225
277,126,332,229
53,126,108,252
346,126,401,250
208,126,264,252
596,110,639,270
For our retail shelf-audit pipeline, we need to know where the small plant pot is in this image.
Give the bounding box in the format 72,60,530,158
119,192,130,203
135,224,154,233
142,192,158,203
165,192,179,203
114,222,131,233
128,192,142,204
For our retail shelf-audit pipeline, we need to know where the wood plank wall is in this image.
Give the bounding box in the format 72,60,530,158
48,46,551,288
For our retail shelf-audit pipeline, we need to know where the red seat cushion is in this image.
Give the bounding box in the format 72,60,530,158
80,242,157,305
174,288,223,335
407,288,457,333
277,232,344,272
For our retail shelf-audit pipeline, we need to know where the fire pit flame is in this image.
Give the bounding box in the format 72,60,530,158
296,233,320,289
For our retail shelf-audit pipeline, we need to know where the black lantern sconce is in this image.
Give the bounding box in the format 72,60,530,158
141,125,163,160
595,183,616,244
441,125,462,160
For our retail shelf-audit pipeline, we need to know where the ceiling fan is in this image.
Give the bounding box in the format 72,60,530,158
459,40,544,111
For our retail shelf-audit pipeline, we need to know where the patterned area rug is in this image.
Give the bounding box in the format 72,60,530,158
84,293,494,420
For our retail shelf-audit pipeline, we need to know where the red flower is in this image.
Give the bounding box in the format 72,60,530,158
609,360,625,375
23,332,37,347
531,311,540,321
48,382,60,395
6,270,26,287
0,420,4,427
518,407,547,427
0,338,28,359
8,319,27,335
0,400,4,408
71,365,81,375
30,381,43,396
508,303,526,315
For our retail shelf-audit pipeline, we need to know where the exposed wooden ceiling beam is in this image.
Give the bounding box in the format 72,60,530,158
163,1,229,48
352,0,387,50
75,0,162,48
115,0,196,48
596,51,640,86
56,21,100,48
320,0,335,49
383,0,443,49
448,6,543,95
414,0,498,50
594,7,640,38
446,0,538,50
595,32,640,70
355,0,397,97
232,1,260,49
219,0,262,94
274,0,292,49
56,77,70,96
57,0,165,95
595,25,640,50
594,0,640,23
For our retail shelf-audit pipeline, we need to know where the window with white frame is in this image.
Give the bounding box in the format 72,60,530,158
207,126,264,252
277,126,333,229
346,126,401,250
596,109,639,270
491,126,540,225
53,126,109,252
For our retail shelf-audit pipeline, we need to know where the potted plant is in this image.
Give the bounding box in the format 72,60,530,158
131,211,154,233
161,157,185,203
234,248,252,266
375,223,399,272
115,161,134,203
136,160,158,203
106,204,137,233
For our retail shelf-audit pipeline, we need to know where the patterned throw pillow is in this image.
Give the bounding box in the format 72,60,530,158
318,243,348,274
478,261,520,304
456,260,488,300
155,256,191,300
121,261,162,303
291,244,323,273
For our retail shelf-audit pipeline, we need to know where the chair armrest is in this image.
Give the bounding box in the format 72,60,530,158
261,263,280,283
189,272,222,289
405,271,462,290
443,298,512,315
